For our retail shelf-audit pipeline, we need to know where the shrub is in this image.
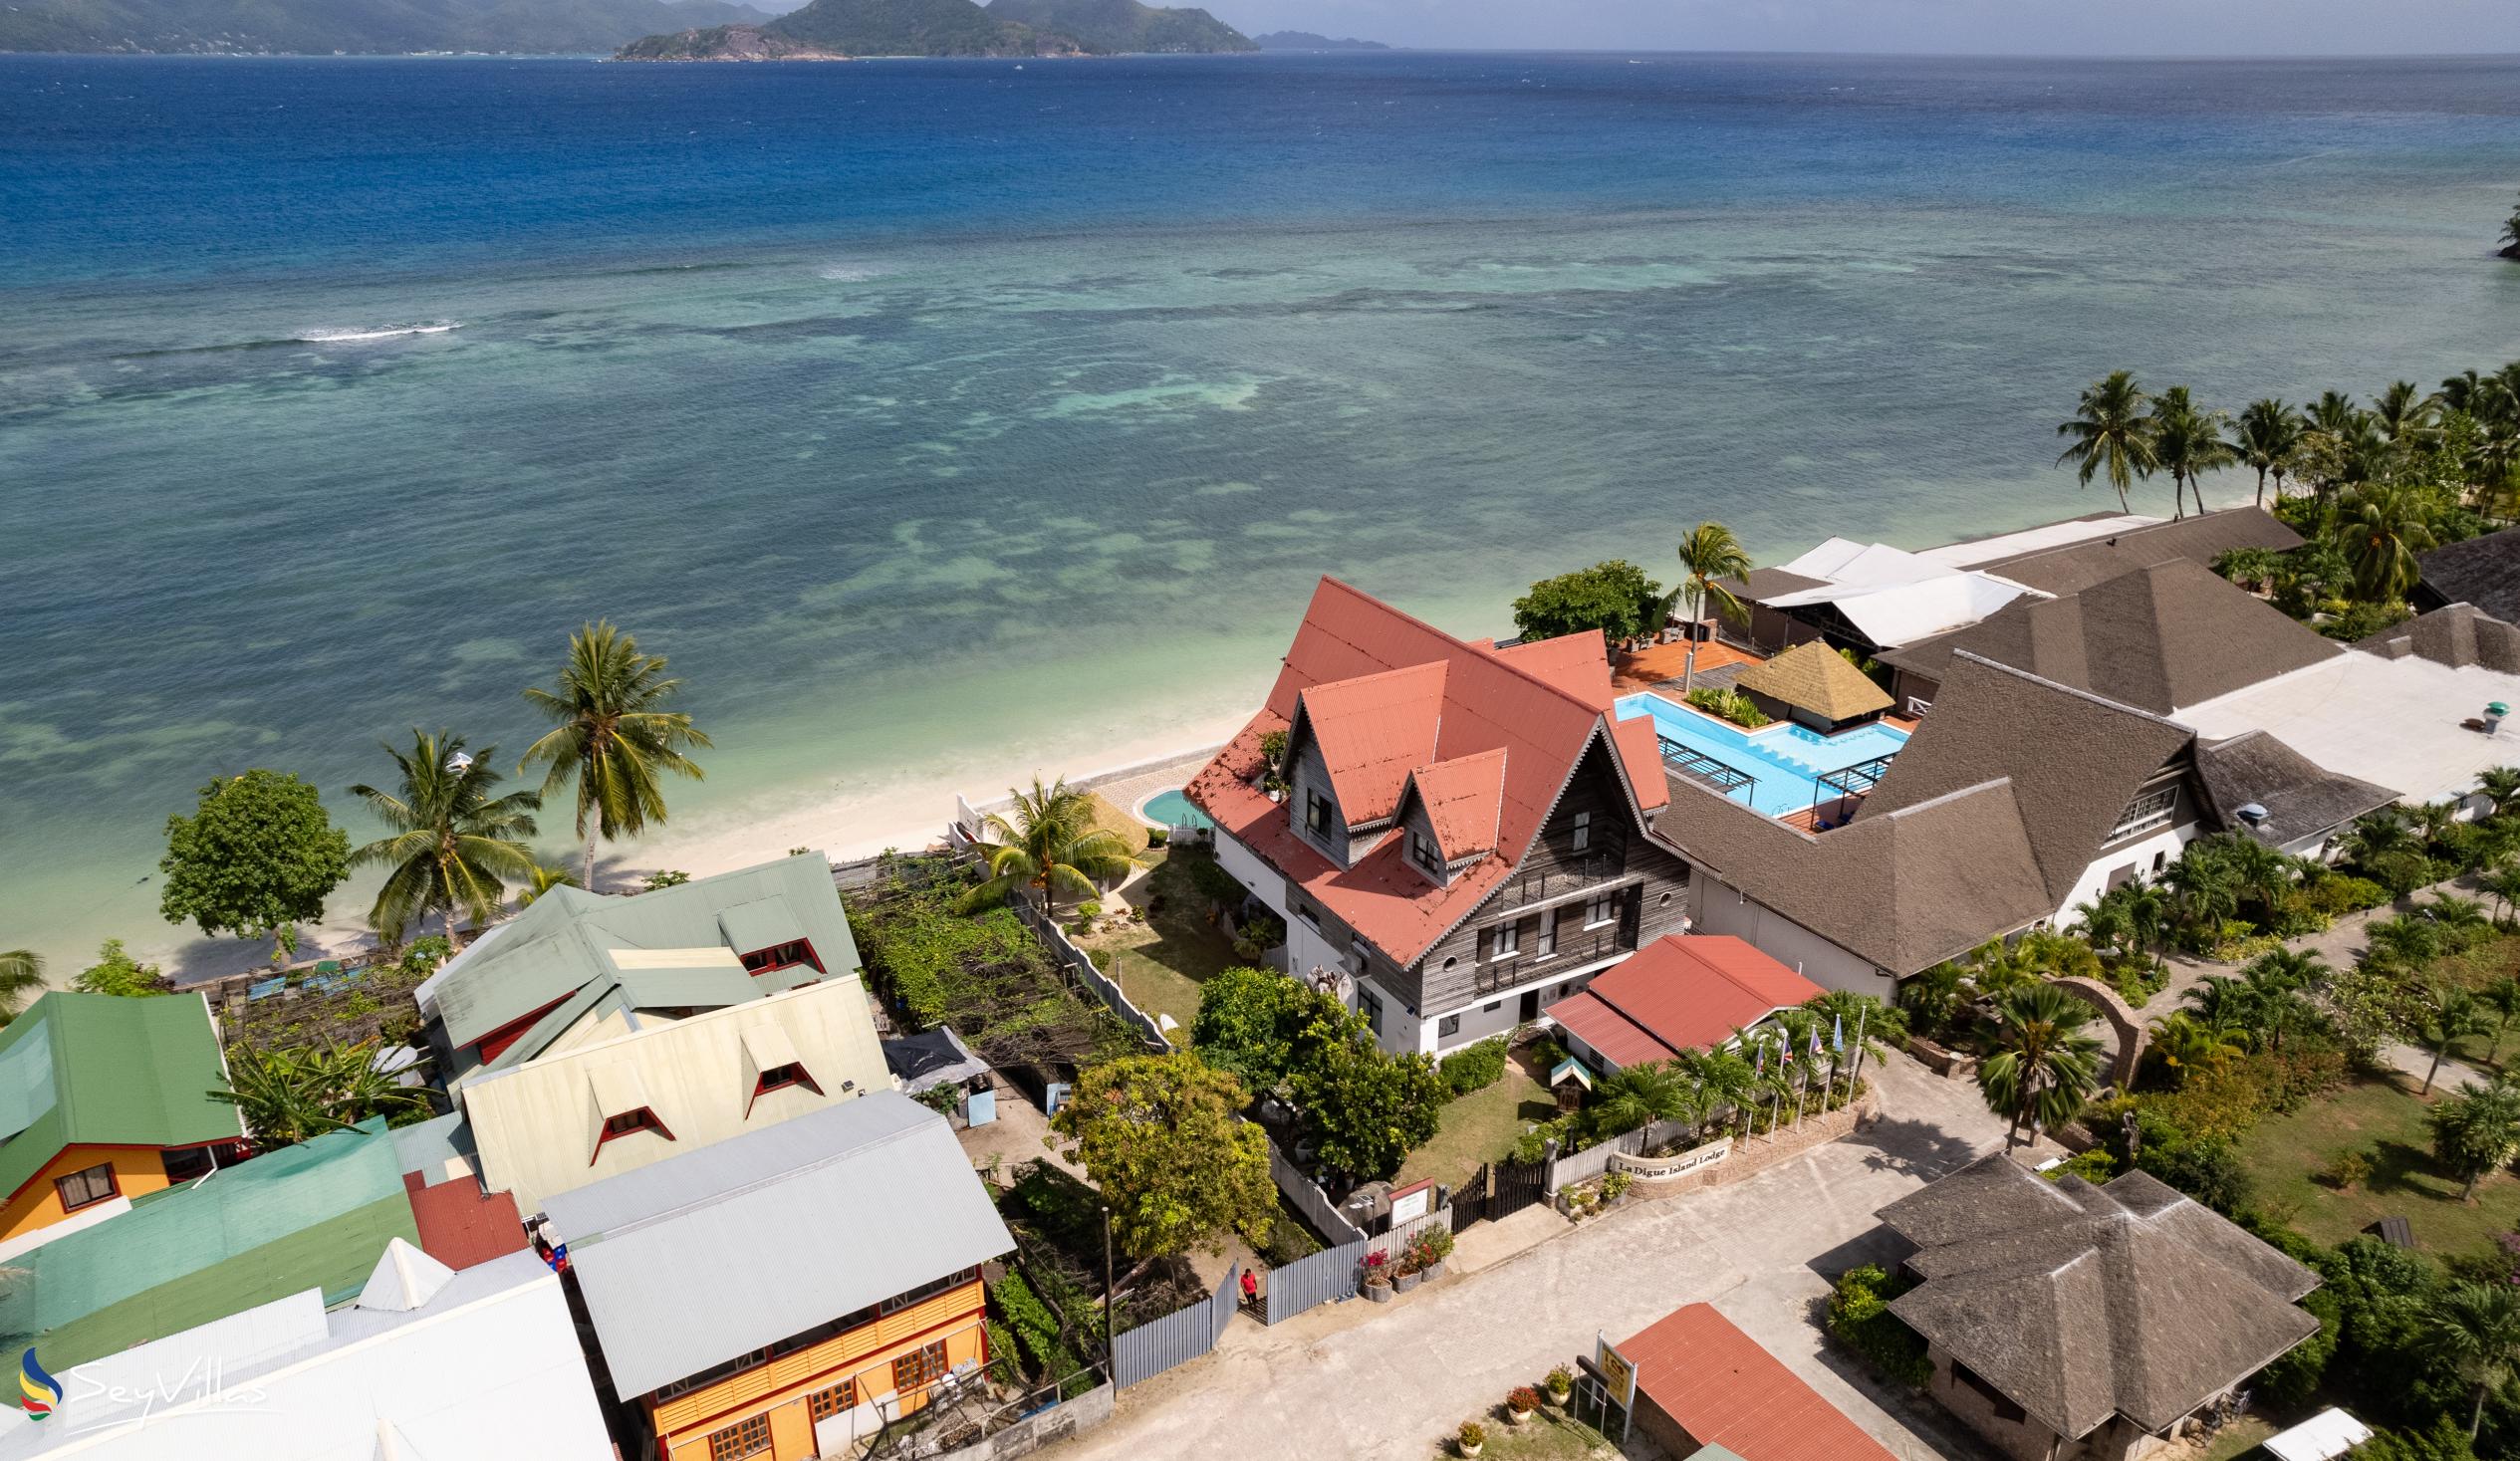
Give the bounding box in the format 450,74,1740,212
1509,1116,1572,1165
1685,685,1770,728
1076,900,1104,920
2136,1136,2252,1214
1404,1227,1454,1271
1439,1037,1511,1096
1457,1420,1487,1451
2324,1149,2375,1191
1184,853,1247,910
2311,874,2393,916
1507,1386,1542,1415
985,1320,1021,1386
2253,1286,2340,1407
1826,1266,1932,1387
2041,1148,2118,1184
1546,1364,1574,1397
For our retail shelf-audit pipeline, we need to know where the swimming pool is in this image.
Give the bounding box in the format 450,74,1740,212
1614,693,1909,819
1139,788,1214,831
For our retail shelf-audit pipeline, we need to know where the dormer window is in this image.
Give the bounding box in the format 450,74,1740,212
746,1061,825,1117
1409,831,1443,877
594,1106,674,1160
589,1067,675,1163
740,939,821,975
740,1026,824,1118
1306,791,1334,837
1571,811,1592,852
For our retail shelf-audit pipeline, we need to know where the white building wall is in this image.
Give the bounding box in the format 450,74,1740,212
2053,823,2197,930
1284,915,1348,988
1213,831,1289,918
1695,878,1891,995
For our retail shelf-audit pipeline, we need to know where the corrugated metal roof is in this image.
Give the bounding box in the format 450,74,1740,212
0,992,241,1206
718,895,809,955
544,1093,1013,1399
1621,1303,1898,1461
1544,935,1822,1068
1407,749,1506,858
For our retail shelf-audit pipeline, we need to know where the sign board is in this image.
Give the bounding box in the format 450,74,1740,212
1387,1179,1435,1226
1595,1331,1638,1412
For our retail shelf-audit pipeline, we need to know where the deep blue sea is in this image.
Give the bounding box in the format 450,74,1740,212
5,52,2519,970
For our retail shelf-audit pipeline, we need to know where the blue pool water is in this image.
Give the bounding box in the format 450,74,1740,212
1140,789,1214,832
1614,693,1910,818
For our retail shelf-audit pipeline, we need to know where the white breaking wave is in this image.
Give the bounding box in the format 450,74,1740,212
815,263,893,283
295,323,461,343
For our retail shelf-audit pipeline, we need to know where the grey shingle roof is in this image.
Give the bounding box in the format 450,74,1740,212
2360,603,2520,674
542,1093,1012,1399
2194,731,2399,849
1731,567,1832,604
1878,559,2338,714
1969,507,2303,598
2415,528,2520,624
1880,1156,2318,1441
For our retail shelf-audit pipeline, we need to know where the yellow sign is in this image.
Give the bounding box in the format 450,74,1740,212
1595,1334,1637,1409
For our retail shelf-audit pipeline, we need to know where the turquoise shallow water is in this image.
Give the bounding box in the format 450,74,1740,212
4,52,2520,969
1616,692,1910,817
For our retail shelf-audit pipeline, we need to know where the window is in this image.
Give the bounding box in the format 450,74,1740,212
1306,792,1333,836
594,1106,675,1161
1489,922,1519,960
1952,1362,2027,1424
809,1378,858,1421
2109,784,2179,840
1585,892,1617,928
1437,1014,1461,1039
1409,830,1443,876
1294,902,1320,930
54,1162,117,1212
892,1340,948,1395
2152,850,2168,874
1483,1000,1502,1013
1571,811,1592,852
739,939,822,975
659,1348,769,1401
882,1266,979,1315
162,1145,214,1184
1536,912,1558,958
708,1414,772,1461
1358,987,1385,1037
752,1062,822,1101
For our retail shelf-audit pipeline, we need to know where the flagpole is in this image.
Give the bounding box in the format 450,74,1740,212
1851,1004,1870,1092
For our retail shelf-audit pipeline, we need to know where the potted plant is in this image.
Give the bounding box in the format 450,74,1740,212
1361,1250,1393,1303
1506,1386,1540,1425
1457,1420,1486,1458
1392,1255,1423,1295
1405,1227,1455,1282
1545,1365,1574,1408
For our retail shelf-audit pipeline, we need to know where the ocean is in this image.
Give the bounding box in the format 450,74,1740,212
4,51,2518,972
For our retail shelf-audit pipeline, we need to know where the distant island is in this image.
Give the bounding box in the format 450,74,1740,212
0,0,769,54
1251,30,1387,50
617,0,1254,60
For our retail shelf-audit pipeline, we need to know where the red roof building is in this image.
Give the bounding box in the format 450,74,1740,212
1544,935,1823,1072
1188,578,1698,1057
1619,1303,1900,1461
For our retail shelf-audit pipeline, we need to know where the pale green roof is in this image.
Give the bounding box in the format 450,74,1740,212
0,992,242,1206
0,1118,416,1367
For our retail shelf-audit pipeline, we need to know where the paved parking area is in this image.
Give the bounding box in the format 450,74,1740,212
1052,1053,2030,1461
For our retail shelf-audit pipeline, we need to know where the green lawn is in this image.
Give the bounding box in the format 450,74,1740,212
2238,1073,2520,1255
1458,1407,1619,1460
1080,850,1245,1043
1398,1051,1557,1196
2198,1416,2276,1461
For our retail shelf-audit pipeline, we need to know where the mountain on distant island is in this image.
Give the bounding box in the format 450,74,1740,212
1252,30,1386,50
617,0,1251,59
0,0,767,53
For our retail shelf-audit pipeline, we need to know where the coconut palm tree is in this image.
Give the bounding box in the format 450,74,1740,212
515,862,582,910
1977,985,2104,1151
2342,807,2418,866
960,777,1143,920
520,621,712,887
2147,1011,2248,1084
1591,1060,1694,1138
2181,974,2262,1036
2374,380,2438,452
2480,977,2520,1069
1671,523,1753,693
2056,371,2158,513
2417,985,2493,1096
1897,961,1969,1039
0,950,45,1025
2339,482,2439,604
2229,398,2302,507
2305,389,2365,438
2483,867,2520,928
350,731,543,947
2478,767,2520,819
2423,1281,2520,1440
2147,386,2238,519
213,1040,427,1148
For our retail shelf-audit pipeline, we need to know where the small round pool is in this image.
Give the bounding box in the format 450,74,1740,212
1138,788,1214,831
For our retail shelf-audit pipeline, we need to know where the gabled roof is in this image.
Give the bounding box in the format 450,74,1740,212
2361,603,2520,674
2415,526,2520,624
1879,559,2339,714
1190,578,1665,967
1405,749,1508,858
544,1093,1012,1399
1753,540,2038,648
1960,506,2302,598
1545,935,1822,1068
0,992,242,1208
1918,511,2161,570
1620,1303,1899,1461
1294,661,1447,826
1733,641,1894,721
2194,731,2398,850
1881,1156,2318,1440
418,852,860,1061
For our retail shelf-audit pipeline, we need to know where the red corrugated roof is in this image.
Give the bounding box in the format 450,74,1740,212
1542,936,1823,1066
403,1169,530,1272
1621,1303,1899,1461
1407,749,1507,857
1610,713,1671,813
1191,579,1664,967
1298,662,1446,825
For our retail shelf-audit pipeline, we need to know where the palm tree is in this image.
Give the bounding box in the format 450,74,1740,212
2432,1079,2520,1201
2423,1281,2520,1440
213,1041,427,1148
515,862,582,910
2057,370,2158,513
1671,523,1753,693
2481,977,2520,1069
349,731,543,947
1897,961,1969,1038
2182,975,2262,1035
0,950,45,1025
2305,389,2365,438
2340,482,2440,604
2374,379,2437,452
2342,807,2418,866
2147,386,2237,519
2478,767,2520,819
2148,1011,2249,1083
2230,398,2302,507
961,777,1144,920
2417,985,2493,1096
1592,1061,1694,1137
519,622,712,886
1977,985,2104,1151
2483,867,2520,928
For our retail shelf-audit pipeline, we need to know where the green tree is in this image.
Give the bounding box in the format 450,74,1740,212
1509,560,1663,649
2502,194,2520,256
2377,379,2439,452
1049,1053,1275,1289
519,621,712,886
1896,961,1968,1038
0,949,45,1025
1289,1004,1445,1181
1589,1060,1696,1139
2056,369,2157,513
960,777,1143,921
2341,481,2440,604
349,731,543,947
2423,1281,2520,1440
1978,985,2104,1151
1670,523,1754,693
2477,766,2520,819
158,770,351,961
515,862,582,909
2148,385,2238,519
2429,1078,2520,1202
2417,985,2493,1096
1188,965,1314,1092
213,1041,427,1148
2147,1010,2246,1084
2231,397,2304,506
73,939,171,997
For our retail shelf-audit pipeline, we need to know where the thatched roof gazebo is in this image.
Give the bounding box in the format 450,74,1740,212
1733,641,1894,730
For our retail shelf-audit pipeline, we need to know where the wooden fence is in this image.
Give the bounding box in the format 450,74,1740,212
1112,1264,1238,1387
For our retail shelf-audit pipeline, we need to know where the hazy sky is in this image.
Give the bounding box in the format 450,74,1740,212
1227,0,2520,56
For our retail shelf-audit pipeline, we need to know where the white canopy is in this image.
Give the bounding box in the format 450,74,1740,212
2264,1407,2375,1461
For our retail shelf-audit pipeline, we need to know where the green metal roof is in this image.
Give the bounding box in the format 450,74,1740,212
0,1118,416,1368
0,992,242,1205
428,853,863,1055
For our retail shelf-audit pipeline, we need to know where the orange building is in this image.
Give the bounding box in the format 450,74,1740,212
542,1093,1013,1461
0,992,247,1251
